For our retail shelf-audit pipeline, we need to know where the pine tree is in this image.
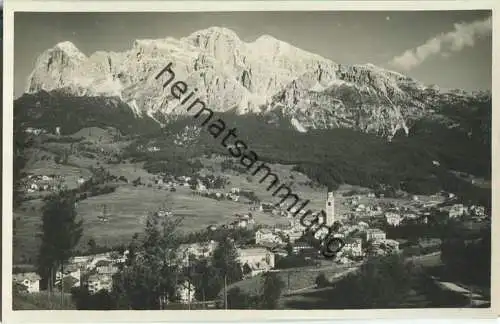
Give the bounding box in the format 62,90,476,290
111,210,183,309
211,238,243,309
212,238,243,284
192,259,221,301
37,191,83,295
260,272,285,309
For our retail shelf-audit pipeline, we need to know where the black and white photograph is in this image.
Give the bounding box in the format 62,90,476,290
2,0,497,320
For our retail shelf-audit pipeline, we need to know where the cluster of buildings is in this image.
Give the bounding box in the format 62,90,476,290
172,125,202,147
22,174,68,194
227,212,256,229
61,252,125,294
12,251,125,295
340,188,488,229
154,175,192,190
24,126,61,137
439,203,487,220
24,127,47,136
152,174,234,197
22,173,90,194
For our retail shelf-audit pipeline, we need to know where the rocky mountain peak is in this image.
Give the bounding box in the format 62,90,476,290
183,26,243,55
53,41,86,58
23,26,485,138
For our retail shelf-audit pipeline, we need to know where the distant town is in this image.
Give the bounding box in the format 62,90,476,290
14,146,490,308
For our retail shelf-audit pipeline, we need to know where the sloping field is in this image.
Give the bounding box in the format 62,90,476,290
76,185,289,246
14,181,290,264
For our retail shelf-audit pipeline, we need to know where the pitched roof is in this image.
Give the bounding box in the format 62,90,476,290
13,272,41,282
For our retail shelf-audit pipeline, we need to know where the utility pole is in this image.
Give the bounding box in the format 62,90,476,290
60,261,64,308
188,254,191,310
224,274,228,310
287,271,291,293
202,288,206,309
224,240,229,310
48,266,53,307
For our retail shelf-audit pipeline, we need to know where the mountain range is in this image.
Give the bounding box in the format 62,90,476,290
22,26,491,139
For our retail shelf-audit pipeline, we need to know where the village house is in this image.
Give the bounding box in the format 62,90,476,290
373,239,400,254
385,212,402,226
25,127,44,136
206,224,218,231
337,256,352,265
241,213,255,222
271,246,288,258
77,176,86,186
177,241,218,266
365,228,387,242
71,255,92,265
229,218,248,229
404,213,420,220
284,229,303,243
67,268,82,286
237,247,275,276
342,238,364,257
56,263,82,286
255,228,284,245
86,252,114,269
291,242,317,257
87,274,113,294
146,146,161,152
357,221,369,229
448,204,467,218
354,204,366,212
176,280,196,304
469,205,486,217
197,182,208,192
259,203,274,213
13,272,41,293
97,264,119,276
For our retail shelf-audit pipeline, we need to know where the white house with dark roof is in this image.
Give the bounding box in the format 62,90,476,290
176,280,196,303
255,228,283,245
88,274,113,294
177,241,218,266
237,247,275,276
342,238,364,257
385,212,402,226
365,228,386,241
13,272,41,293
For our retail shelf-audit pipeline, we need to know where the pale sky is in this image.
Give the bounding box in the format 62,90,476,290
14,11,492,98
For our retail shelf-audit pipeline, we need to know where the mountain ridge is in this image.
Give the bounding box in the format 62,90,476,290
24,26,490,138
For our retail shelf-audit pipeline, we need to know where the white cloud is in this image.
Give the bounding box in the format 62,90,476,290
389,16,492,71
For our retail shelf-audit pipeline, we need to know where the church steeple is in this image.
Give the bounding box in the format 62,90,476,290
326,192,335,226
